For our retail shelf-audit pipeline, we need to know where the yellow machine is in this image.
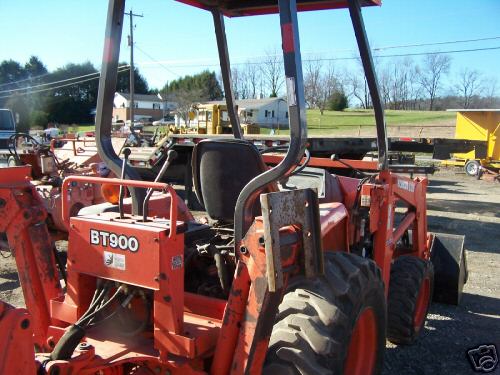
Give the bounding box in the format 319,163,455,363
195,103,260,135
442,109,500,176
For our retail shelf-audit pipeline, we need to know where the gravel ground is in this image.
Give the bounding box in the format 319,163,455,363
1,169,499,374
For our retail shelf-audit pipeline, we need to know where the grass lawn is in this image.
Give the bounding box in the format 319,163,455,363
307,109,454,128
63,124,96,133
305,109,454,134
62,110,456,137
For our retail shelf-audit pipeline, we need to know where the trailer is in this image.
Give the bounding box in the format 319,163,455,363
442,109,500,177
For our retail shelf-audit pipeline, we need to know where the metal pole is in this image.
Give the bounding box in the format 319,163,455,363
95,0,145,214
129,11,134,125
347,0,388,170
212,9,243,139
126,10,143,127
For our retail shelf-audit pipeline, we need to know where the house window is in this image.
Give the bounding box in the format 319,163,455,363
265,110,268,117
153,103,161,109
285,111,288,118
272,110,275,118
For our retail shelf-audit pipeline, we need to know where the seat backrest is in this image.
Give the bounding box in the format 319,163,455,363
192,138,267,222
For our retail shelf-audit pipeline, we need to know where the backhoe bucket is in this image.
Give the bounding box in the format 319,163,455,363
430,233,468,305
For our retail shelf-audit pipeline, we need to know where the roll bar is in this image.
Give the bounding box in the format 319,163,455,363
95,0,145,215
233,0,308,244
212,10,243,139
347,0,388,170
94,0,387,235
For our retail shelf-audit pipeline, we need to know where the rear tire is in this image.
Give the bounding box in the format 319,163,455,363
387,256,434,345
264,252,386,375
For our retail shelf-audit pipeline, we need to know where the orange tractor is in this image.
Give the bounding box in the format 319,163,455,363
0,0,467,374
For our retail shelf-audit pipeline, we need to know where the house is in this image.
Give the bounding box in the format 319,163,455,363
200,98,289,129
112,92,177,122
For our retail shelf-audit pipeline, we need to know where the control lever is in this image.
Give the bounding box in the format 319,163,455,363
142,150,178,222
119,148,131,219
330,154,367,178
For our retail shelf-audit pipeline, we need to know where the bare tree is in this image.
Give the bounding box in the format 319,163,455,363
418,53,451,110
231,67,241,100
345,56,373,109
167,88,205,125
261,48,284,97
347,70,371,109
389,57,420,110
317,63,340,114
231,66,250,100
304,59,323,108
455,68,482,109
483,77,498,108
378,65,392,108
245,62,261,99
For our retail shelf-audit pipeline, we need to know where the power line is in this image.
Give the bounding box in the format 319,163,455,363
372,36,500,51
2,35,497,89
0,66,130,94
364,45,500,59
135,36,500,68
137,45,500,68
0,71,55,89
0,66,131,100
134,44,180,78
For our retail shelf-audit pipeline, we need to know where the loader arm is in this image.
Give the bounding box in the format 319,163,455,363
0,166,64,349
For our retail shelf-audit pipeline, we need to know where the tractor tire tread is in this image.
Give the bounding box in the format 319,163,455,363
264,252,386,375
387,256,434,345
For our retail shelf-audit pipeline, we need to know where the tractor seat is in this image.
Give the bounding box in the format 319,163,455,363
192,138,270,222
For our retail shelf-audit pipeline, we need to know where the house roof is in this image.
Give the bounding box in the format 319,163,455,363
203,97,287,110
116,92,162,102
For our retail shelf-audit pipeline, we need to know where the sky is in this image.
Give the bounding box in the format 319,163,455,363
0,0,499,93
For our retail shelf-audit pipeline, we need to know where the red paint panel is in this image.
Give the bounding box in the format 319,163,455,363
68,214,183,290
175,0,381,17
282,23,295,53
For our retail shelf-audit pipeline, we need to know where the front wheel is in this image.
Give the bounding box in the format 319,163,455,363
387,256,434,345
264,252,387,375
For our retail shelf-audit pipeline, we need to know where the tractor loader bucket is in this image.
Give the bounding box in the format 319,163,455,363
430,233,468,305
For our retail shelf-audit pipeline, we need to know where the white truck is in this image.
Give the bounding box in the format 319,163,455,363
0,109,17,166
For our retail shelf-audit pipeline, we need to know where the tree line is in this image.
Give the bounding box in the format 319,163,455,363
226,52,499,112
1,52,498,131
0,56,224,131
0,56,149,132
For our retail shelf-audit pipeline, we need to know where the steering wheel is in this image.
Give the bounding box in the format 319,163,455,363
7,133,43,163
260,145,311,176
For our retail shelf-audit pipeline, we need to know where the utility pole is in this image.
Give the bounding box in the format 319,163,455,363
125,9,143,128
